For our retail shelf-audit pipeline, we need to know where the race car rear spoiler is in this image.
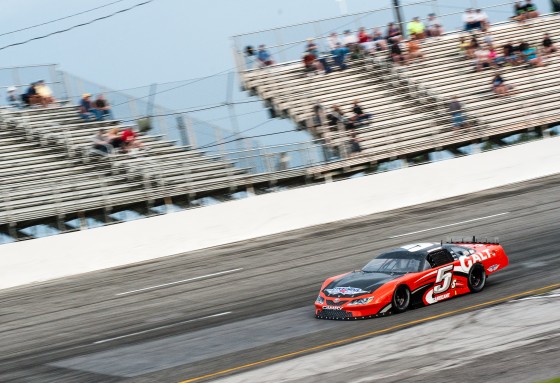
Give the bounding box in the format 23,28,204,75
443,236,500,245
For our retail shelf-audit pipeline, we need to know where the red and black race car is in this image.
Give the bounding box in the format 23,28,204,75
315,238,509,319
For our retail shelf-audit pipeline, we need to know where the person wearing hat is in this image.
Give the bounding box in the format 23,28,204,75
6,86,20,108
80,93,103,121
35,80,55,107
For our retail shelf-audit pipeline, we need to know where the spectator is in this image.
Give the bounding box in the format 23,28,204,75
491,73,511,96
542,33,557,56
256,45,274,67
406,35,425,63
303,51,324,75
21,82,40,107
487,46,500,69
390,36,406,65
277,152,290,171
350,100,372,122
312,101,326,127
474,46,490,72
474,9,490,32
386,22,401,43
343,29,358,48
6,86,20,108
328,105,354,130
524,0,539,19
79,93,103,121
93,94,113,120
463,8,480,31
244,45,256,69
35,80,55,107
357,27,375,54
92,128,111,154
332,43,349,70
502,42,518,64
122,126,144,151
371,28,388,51
349,132,362,156
426,13,443,38
513,1,527,22
407,17,425,39
306,38,319,56
327,32,340,51
448,96,466,129
520,43,544,67
106,127,126,152
482,31,494,47
458,36,472,58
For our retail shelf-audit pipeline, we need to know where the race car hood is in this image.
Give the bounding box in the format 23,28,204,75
322,271,398,297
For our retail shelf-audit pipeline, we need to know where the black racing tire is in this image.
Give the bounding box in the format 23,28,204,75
392,285,411,313
468,263,486,293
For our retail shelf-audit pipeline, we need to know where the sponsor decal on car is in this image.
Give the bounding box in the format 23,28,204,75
322,305,343,310
324,286,368,295
459,249,496,272
487,264,499,272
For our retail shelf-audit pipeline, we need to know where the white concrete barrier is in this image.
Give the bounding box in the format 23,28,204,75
2,137,560,290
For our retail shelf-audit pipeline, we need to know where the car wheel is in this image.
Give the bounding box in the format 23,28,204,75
392,285,411,313
468,263,486,293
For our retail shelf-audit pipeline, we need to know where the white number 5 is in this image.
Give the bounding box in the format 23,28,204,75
434,264,454,294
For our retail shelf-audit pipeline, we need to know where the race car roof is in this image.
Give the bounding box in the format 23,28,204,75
378,243,442,260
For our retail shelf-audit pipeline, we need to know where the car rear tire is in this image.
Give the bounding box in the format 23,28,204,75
468,263,486,293
392,285,411,313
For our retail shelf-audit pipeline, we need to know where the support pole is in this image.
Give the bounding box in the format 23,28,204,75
392,0,406,39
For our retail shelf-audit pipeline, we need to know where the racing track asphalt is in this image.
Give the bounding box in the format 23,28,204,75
1,173,560,382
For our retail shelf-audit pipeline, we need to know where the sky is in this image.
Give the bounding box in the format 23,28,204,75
0,0,553,149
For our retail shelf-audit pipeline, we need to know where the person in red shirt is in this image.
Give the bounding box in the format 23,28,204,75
121,127,144,151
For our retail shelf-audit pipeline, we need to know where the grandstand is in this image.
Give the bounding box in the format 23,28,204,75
2,11,560,243
240,13,560,172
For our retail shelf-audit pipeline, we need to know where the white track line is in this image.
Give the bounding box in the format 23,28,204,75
116,268,243,296
389,212,510,239
92,312,232,345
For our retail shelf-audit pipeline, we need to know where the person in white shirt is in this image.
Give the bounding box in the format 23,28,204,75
426,13,443,37
327,32,339,51
462,8,479,31
342,30,358,47
474,9,489,31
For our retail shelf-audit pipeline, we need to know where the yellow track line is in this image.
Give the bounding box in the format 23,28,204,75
178,283,560,383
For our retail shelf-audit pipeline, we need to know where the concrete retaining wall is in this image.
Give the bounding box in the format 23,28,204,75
2,137,560,290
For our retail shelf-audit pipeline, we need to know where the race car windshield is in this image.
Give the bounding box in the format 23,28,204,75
362,257,422,274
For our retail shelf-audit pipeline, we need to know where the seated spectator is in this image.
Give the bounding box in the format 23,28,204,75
93,94,113,120
357,27,375,54
106,127,126,152
390,37,406,65
256,45,274,67
92,128,111,154
406,35,425,63
6,86,20,108
35,80,55,107
79,93,103,121
487,46,499,69
21,82,41,107
327,32,339,51
448,96,466,129
474,9,489,32
386,22,401,43
426,13,443,38
491,73,512,96
302,51,324,74
244,45,256,69
407,17,425,39
502,42,518,64
524,0,539,19
371,28,387,51
520,43,544,67
122,126,144,151
343,29,358,49
306,38,319,56
328,105,354,130
542,33,557,56
474,46,490,71
331,43,349,70
458,36,472,58
349,132,362,156
350,100,372,122
512,1,527,22
463,8,480,31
